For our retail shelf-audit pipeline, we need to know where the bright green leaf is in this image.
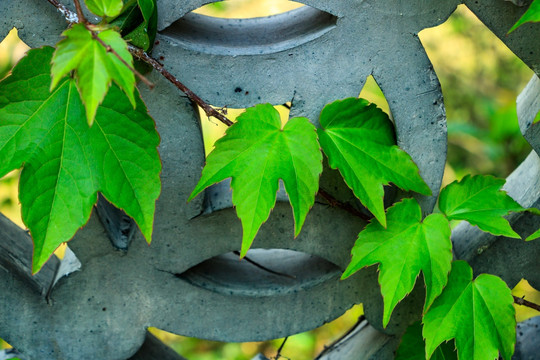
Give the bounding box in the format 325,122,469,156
51,23,136,125
395,321,457,360
526,227,540,241
86,0,124,17
0,47,161,273
317,98,431,227
188,104,322,256
509,0,540,33
438,175,524,238
423,261,516,360
342,198,452,327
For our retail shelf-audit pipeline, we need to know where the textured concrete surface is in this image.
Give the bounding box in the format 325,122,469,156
0,1,539,359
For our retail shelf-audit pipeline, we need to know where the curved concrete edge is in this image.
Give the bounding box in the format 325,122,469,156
518,74,540,155
316,319,399,360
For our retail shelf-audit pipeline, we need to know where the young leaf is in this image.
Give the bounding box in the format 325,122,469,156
508,0,540,33
86,0,124,18
342,198,452,327
423,261,516,360
317,98,431,227
438,175,524,238
526,228,540,241
188,104,322,256
51,23,136,125
395,321,457,360
0,47,161,273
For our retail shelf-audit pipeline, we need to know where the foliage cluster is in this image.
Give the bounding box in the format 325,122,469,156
0,0,539,359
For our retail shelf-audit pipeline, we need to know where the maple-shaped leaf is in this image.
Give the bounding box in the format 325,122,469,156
438,175,524,238
342,198,452,327
0,47,161,273
423,261,516,360
526,227,540,241
86,0,124,18
509,0,540,33
188,104,322,256
317,98,431,227
395,321,457,360
51,23,136,125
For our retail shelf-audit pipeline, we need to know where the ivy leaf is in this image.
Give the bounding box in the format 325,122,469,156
0,47,161,273
526,228,540,241
188,104,322,256
51,23,136,125
85,0,124,18
423,261,516,360
342,198,452,327
395,321,457,360
508,0,540,33
317,98,431,227
438,175,524,238
124,0,158,51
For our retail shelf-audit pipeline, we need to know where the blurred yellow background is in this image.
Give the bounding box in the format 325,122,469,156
1,1,539,359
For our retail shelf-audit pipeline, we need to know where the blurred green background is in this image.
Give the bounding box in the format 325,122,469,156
1,1,539,359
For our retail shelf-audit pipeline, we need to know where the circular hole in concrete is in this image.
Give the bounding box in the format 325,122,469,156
160,5,338,56
178,249,342,297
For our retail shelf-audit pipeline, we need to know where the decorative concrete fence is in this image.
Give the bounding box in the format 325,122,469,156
0,0,539,359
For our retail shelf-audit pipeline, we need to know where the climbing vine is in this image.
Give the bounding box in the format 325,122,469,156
1,0,540,359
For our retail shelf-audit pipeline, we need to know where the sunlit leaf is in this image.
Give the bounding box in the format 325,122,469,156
423,261,516,360
317,98,431,227
509,0,540,33
438,175,524,238
342,198,452,327
189,104,322,256
86,0,124,17
51,23,136,124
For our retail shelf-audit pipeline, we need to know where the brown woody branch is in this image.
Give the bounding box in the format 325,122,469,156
45,0,234,127
128,45,234,126
72,0,87,23
318,189,372,222
514,295,540,312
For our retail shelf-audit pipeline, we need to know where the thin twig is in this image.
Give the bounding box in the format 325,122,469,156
233,251,296,280
314,316,366,360
273,337,288,360
129,45,234,126
47,0,78,23
514,295,540,312
317,189,373,222
72,0,87,23
87,26,155,89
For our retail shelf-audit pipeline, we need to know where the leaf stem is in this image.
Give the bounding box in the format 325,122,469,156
317,189,373,222
72,0,87,24
513,295,540,312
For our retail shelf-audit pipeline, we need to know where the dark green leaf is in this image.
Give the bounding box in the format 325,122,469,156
396,321,457,360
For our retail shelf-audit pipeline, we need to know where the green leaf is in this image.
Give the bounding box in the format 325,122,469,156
317,98,431,227
396,321,457,360
86,0,124,17
121,0,157,51
342,198,452,327
423,261,516,360
509,0,540,33
0,47,161,273
188,104,322,256
51,23,136,125
438,175,524,238
526,227,540,241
